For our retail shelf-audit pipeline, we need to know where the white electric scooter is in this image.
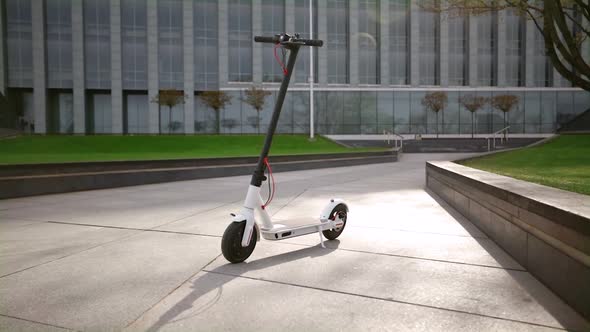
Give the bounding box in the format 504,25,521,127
221,33,349,263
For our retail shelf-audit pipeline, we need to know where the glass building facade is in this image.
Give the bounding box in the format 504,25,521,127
1,0,588,135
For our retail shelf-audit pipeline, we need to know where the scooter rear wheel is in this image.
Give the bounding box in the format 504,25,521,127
322,204,347,240
221,221,257,263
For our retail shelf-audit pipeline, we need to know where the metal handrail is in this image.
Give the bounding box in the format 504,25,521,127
383,130,403,150
486,126,510,151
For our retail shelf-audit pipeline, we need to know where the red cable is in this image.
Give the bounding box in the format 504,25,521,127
273,43,288,76
262,157,275,208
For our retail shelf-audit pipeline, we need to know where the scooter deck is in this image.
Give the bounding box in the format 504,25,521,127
260,220,332,241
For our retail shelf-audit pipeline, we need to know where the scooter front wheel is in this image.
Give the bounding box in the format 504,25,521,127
221,221,256,263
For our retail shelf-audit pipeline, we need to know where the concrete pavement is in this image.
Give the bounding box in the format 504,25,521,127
1,154,588,331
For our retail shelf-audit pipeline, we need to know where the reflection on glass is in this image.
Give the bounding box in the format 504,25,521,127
49,92,74,134
122,0,148,90
87,93,112,134
6,0,33,87
418,4,439,85
84,0,111,89
390,0,408,85
505,9,522,87
327,0,348,83
125,94,149,133
159,103,184,134
262,0,285,83
158,0,183,89
358,0,379,84
228,0,252,82
46,0,73,88
294,0,318,83
194,0,218,90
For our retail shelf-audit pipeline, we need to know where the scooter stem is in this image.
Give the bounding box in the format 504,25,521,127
250,46,300,187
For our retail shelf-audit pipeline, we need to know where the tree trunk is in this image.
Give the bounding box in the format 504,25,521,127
503,112,507,141
436,112,439,139
257,110,261,135
169,106,172,134
471,112,474,139
216,109,220,134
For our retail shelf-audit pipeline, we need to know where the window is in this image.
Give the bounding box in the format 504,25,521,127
6,0,33,87
125,93,149,133
194,0,218,89
418,4,439,85
294,0,318,83
505,9,523,86
158,0,183,89
448,12,466,86
121,0,148,90
228,0,252,82
358,0,379,84
327,0,348,83
46,0,72,88
84,0,111,89
476,10,496,86
262,0,285,83
389,0,408,85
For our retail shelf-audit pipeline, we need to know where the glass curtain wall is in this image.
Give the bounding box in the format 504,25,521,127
158,0,183,89
358,0,379,84
505,9,523,86
46,0,73,89
121,0,148,90
476,9,496,86
294,0,318,84
418,3,439,85
262,0,285,83
86,93,112,134
389,0,408,85
194,0,218,90
448,11,466,86
6,0,33,87
48,92,74,134
84,0,111,89
533,21,551,87
327,0,349,84
124,93,149,133
228,0,252,82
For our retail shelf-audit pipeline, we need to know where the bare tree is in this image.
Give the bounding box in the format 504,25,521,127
198,91,232,134
490,94,520,140
421,91,448,138
151,89,187,134
459,95,488,139
242,86,272,134
420,0,590,91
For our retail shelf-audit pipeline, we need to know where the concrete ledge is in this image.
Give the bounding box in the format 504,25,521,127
1,150,397,199
426,161,590,320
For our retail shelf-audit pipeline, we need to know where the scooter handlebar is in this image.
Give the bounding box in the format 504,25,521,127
254,35,323,47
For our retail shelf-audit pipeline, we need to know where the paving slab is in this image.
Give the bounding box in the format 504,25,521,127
126,271,559,332
0,315,72,332
0,222,138,276
0,231,220,331
205,241,589,331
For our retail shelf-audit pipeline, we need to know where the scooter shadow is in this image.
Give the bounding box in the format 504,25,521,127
144,240,340,331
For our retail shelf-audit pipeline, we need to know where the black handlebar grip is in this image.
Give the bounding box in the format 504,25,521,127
299,39,323,47
254,36,279,43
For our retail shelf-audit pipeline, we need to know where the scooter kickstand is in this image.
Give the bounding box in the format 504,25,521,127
318,227,325,248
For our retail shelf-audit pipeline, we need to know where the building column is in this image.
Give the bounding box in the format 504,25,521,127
32,0,47,134
409,1,419,86
379,0,390,86
72,0,86,134
439,12,449,87
110,0,123,134
183,0,195,134
252,0,262,83
218,0,229,87
317,0,328,85
467,16,478,86
0,1,6,96
147,0,159,133
496,11,510,87
348,0,359,85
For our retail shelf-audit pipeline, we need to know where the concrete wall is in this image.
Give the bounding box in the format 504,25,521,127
426,161,590,320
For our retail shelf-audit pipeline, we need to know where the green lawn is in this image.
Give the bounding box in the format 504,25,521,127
459,135,590,195
0,135,385,165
